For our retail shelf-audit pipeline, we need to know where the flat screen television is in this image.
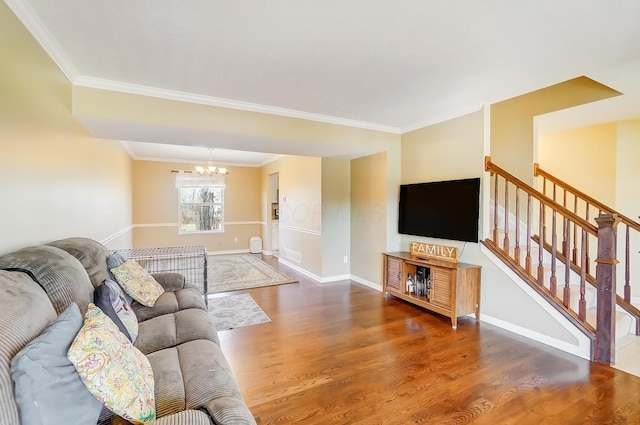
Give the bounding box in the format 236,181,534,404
398,177,480,243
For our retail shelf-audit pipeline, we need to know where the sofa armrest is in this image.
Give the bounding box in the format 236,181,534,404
145,410,215,425
150,272,185,292
204,397,258,425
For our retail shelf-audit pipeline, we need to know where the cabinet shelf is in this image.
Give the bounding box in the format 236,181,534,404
382,252,481,329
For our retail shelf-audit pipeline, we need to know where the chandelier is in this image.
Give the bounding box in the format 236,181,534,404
195,148,228,176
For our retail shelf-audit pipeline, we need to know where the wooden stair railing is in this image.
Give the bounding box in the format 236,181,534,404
534,164,640,317
484,156,624,363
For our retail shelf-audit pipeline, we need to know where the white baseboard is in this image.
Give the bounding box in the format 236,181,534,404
208,249,250,256
277,259,378,287
478,313,590,360
480,243,592,361
278,258,322,282
350,275,383,292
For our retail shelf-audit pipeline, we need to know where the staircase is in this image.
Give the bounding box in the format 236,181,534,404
483,157,640,363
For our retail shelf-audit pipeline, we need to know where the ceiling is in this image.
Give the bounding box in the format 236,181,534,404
7,0,640,166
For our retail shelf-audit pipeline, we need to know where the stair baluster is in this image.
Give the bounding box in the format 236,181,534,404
563,218,571,308
525,194,532,274
550,209,558,296
625,225,631,303
503,180,510,253
579,229,587,321
514,189,521,266
538,203,545,286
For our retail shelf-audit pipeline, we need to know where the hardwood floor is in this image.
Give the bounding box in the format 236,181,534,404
215,256,640,424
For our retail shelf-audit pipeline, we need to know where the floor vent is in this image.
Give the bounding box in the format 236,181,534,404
284,247,302,263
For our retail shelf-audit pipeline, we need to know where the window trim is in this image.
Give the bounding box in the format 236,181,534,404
177,185,225,234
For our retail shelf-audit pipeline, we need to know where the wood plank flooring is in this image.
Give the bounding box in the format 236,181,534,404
214,255,640,424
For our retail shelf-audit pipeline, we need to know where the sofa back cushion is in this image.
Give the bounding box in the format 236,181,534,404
0,270,57,425
49,237,110,289
0,245,94,315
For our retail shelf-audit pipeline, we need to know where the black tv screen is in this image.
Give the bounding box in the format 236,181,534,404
398,177,480,243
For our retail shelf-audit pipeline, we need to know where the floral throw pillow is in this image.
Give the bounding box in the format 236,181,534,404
67,304,156,424
110,260,165,307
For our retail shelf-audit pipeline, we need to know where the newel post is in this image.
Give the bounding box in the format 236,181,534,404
594,213,620,364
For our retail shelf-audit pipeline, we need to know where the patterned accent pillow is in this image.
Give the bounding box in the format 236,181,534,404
94,279,139,342
110,260,165,307
67,304,156,424
107,252,133,304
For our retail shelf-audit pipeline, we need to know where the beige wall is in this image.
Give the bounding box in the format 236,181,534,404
0,3,132,254
350,152,388,284
259,160,281,254
491,76,621,185
538,123,618,206
402,109,485,184
616,120,640,296
275,156,323,276
614,120,640,219
72,85,400,159
321,158,351,277
131,160,261,252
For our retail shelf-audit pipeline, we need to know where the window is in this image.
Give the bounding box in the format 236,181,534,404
178,185,224,233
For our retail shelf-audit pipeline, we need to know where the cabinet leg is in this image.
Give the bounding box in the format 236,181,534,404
451,317,457,330
475,304,480,322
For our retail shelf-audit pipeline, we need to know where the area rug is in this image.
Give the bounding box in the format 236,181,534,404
208,293,271,331
207,254,297,293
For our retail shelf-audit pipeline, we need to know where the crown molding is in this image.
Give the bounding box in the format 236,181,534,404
117,141,284,167
5,0,78,82
75,76,403,135
7,0,458,135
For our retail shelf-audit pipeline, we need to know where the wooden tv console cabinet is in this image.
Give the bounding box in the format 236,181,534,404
382,252,481,329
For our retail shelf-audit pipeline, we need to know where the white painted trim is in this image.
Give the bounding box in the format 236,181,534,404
277,258,322,282
276,259,384,288
100,226,134,246
480,244,592,360
278,225,321,236
4,0,78,82
208,249,250,256
478,313,589,360
1,2,501,139
350,275,383,292
317,274,351,284
133,222,260,229
73,76,402,134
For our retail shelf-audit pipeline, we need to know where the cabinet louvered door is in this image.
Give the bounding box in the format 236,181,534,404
382,252,481,329
386,256,403,291
430,267,452,309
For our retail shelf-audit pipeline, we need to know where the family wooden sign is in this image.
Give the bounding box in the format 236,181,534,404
410,241,458,262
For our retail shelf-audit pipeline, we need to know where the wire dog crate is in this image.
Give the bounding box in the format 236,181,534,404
112,246,208,306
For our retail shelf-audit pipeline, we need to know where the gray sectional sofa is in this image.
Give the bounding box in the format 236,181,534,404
0,237,256,425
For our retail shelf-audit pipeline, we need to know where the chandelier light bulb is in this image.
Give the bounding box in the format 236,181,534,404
194,148,229,176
